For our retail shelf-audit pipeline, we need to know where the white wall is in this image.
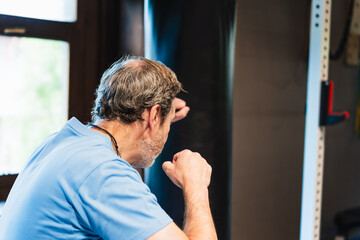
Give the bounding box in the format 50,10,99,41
232,0,309,239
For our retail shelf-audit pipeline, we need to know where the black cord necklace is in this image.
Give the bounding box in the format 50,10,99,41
88,123,120,156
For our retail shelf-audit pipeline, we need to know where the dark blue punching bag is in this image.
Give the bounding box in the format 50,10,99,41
144,0,237,239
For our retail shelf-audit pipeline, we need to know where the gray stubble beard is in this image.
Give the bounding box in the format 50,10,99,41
132,137,163,168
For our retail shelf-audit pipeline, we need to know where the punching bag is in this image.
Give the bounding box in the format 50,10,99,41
144,1,237,239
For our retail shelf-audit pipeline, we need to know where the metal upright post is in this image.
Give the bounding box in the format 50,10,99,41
300,0,332,239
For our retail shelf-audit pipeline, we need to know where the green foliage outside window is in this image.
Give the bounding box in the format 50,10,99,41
0,37,68,174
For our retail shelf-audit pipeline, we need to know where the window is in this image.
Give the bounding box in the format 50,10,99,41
0,0,103,200
0,36,69,174
0,0,77,22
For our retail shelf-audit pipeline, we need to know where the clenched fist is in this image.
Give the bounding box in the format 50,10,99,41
162,150,212,192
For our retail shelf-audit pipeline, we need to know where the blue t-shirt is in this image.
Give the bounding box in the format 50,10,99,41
0,117,172,240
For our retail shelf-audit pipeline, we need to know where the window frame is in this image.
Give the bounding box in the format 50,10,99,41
0,0,103,201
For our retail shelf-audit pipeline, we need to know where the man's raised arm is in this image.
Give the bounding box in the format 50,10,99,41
147,150,217,240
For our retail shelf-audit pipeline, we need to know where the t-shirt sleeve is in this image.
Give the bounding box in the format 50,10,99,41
72,160,173,240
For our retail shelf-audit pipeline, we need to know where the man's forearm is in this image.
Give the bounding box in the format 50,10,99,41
183,187,217,240
161,150,215,240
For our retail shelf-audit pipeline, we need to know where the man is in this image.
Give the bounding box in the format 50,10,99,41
0,56,217,240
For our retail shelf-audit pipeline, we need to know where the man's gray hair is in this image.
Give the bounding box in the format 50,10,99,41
91,56,183,123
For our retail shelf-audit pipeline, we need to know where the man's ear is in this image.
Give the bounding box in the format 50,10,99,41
148,104,161,130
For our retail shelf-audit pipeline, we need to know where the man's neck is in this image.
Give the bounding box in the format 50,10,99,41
90,119,144,165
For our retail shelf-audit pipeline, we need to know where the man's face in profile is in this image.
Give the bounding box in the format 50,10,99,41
133,100,176,168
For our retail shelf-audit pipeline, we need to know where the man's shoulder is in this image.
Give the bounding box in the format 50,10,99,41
79,158,142,186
